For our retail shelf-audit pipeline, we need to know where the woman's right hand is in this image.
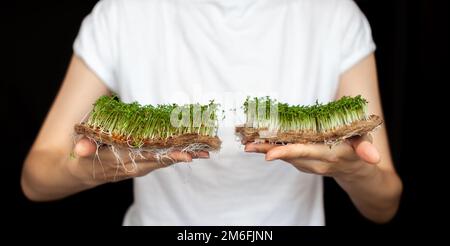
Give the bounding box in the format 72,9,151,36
22,56,210,201
69,137,209,186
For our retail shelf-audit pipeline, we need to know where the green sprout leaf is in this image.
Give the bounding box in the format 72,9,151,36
243,95,369,133
85,95,220,143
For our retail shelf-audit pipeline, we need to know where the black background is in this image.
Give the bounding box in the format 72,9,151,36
7,0,449,226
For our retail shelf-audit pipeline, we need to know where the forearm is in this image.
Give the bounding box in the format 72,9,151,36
21,149,99,201
334,163,402,223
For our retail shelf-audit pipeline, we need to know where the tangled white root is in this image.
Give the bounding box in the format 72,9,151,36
72,133,213,181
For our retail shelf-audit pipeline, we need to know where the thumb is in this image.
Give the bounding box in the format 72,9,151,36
349,135,380,165
74,138,97,157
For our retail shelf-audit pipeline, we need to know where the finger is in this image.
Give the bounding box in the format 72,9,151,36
245,143,277,153
168,151,193,163
265,144,327,161
349,135,380,164
74,138,97,157
145,151,192,167
191,151,210,159
100,147,196,165
286,159,325,174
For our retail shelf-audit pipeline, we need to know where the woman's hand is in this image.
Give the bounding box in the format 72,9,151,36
244,135,380,179
70,137,209,186
242,54,401,223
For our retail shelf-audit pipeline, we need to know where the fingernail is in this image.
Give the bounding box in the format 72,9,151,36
198,152,210,159
265,150,279,161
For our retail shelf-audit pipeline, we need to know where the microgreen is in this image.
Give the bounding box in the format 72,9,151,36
243,95,369,133
86,95,220,146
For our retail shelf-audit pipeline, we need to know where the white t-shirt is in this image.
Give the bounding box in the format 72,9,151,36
74,0,375,226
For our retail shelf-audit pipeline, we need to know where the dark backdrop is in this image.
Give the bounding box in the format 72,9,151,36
8,0,449,226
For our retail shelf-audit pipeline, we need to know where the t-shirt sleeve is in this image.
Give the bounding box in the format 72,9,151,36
73,0,119,92
337,0,376,73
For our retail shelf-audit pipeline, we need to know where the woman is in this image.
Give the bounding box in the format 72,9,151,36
21,0,402,225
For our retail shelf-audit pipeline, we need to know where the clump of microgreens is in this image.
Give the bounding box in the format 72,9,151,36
243,95,369,133
86,95,220,147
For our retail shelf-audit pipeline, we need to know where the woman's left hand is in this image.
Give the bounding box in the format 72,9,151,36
244,134,380,178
